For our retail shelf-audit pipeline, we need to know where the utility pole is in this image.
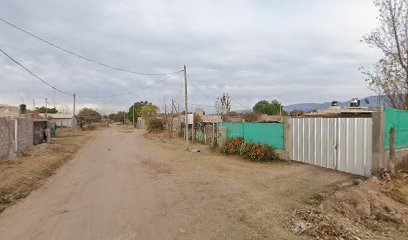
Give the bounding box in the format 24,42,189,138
73,93,76,135
170,98,174,138
73,93,76,117
184,65,189,150
45,98,48,118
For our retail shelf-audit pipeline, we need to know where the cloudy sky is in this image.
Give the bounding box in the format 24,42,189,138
0,0,381,114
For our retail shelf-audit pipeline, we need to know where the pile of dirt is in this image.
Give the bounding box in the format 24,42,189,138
290,171,408,239
290,209,360,240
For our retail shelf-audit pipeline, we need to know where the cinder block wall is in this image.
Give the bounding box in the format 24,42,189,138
372,110,408,173
0,117,11,159
0,117,33,160
17,118,33,152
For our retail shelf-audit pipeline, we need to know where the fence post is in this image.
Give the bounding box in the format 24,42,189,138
389,127,395,174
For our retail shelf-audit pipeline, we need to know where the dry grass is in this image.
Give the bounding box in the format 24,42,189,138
0,130,94,213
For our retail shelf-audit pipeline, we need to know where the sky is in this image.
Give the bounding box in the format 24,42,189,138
0,0,381,114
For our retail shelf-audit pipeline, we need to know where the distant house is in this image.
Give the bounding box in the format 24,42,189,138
0,104,20,117
41,113,76,128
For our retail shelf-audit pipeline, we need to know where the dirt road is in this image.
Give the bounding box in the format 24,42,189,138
0,125,350,240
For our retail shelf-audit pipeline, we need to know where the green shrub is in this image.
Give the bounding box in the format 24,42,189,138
221,137,279,161
222,137,244,155
147,118,164,132
241,141,279,161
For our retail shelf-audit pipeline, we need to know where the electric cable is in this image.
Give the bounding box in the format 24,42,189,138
0,18,181,76
0,47,73,96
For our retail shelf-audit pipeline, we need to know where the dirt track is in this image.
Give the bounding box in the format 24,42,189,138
0,125,350,240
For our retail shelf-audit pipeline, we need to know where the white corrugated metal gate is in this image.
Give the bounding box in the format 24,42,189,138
289,118,372,176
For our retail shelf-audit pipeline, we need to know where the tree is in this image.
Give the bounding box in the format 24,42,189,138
77,108,102,123
140,104,159,120
108,111,127,123
253,100,287,115
362,0,408,109
242,112,260,122
215,93,231,121
128,101,149,123
290,109,305,117
35,106,58,114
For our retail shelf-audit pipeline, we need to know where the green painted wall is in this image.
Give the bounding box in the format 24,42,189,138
219,122,284,150
384,107,408,150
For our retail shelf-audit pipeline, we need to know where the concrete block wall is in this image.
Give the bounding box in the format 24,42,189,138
370,110,408,173
17,118,33,152
0,117,33,160
0,117,12,159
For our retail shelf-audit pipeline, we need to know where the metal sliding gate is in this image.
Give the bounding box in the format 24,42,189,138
289,118,372,176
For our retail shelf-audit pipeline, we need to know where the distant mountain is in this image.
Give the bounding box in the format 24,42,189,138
284,95,389,112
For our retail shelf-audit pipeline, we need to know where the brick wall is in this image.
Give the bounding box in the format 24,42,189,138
0,117,33,160
0,117,12,159
17,118,33,152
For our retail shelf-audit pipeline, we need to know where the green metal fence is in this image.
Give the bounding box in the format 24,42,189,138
219,122,284,150
384,107,408,150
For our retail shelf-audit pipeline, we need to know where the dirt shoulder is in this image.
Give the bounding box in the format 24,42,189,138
145,131,408,240
0,129,96,213
143,132,355,239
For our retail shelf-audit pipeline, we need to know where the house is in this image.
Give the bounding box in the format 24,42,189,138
0,104,22,117
41,114,76,128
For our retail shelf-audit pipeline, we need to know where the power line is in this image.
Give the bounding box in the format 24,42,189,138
187,72,250,109
0,47,73,96
187,73,217,99
77,71,182,99
0,18,181,76
190,103,215,108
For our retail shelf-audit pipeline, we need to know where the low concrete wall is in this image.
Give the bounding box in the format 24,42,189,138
0,117,33,160
385,149,408,166
217,127,226,148
371,110,408,173
372,111,386,171
17,118,33,152
0,117,13,159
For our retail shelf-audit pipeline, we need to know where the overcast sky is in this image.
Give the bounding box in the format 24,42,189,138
0,0,381,114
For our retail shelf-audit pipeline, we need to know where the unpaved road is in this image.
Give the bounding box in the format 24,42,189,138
0,125,350,240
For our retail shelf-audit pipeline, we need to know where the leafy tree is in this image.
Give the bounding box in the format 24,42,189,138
253,100,287,115
242,112,260,122
290,109,305,117
128,101,149,123
35,106,58,114
108,112,127,122
215,93,231,121
362,0,408,109
77,108,102,123
193,114,203,123
140,104,159,120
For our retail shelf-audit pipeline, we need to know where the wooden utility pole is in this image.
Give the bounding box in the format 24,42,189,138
170,99,174,138
184,65,189,150
389,127,396,174
73,93,76,135
73,93,76,116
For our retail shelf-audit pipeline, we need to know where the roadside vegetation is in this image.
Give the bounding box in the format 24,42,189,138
0,130,95,213
221,137,280,162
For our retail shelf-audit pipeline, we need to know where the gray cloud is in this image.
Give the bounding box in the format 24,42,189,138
0,0,381,114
